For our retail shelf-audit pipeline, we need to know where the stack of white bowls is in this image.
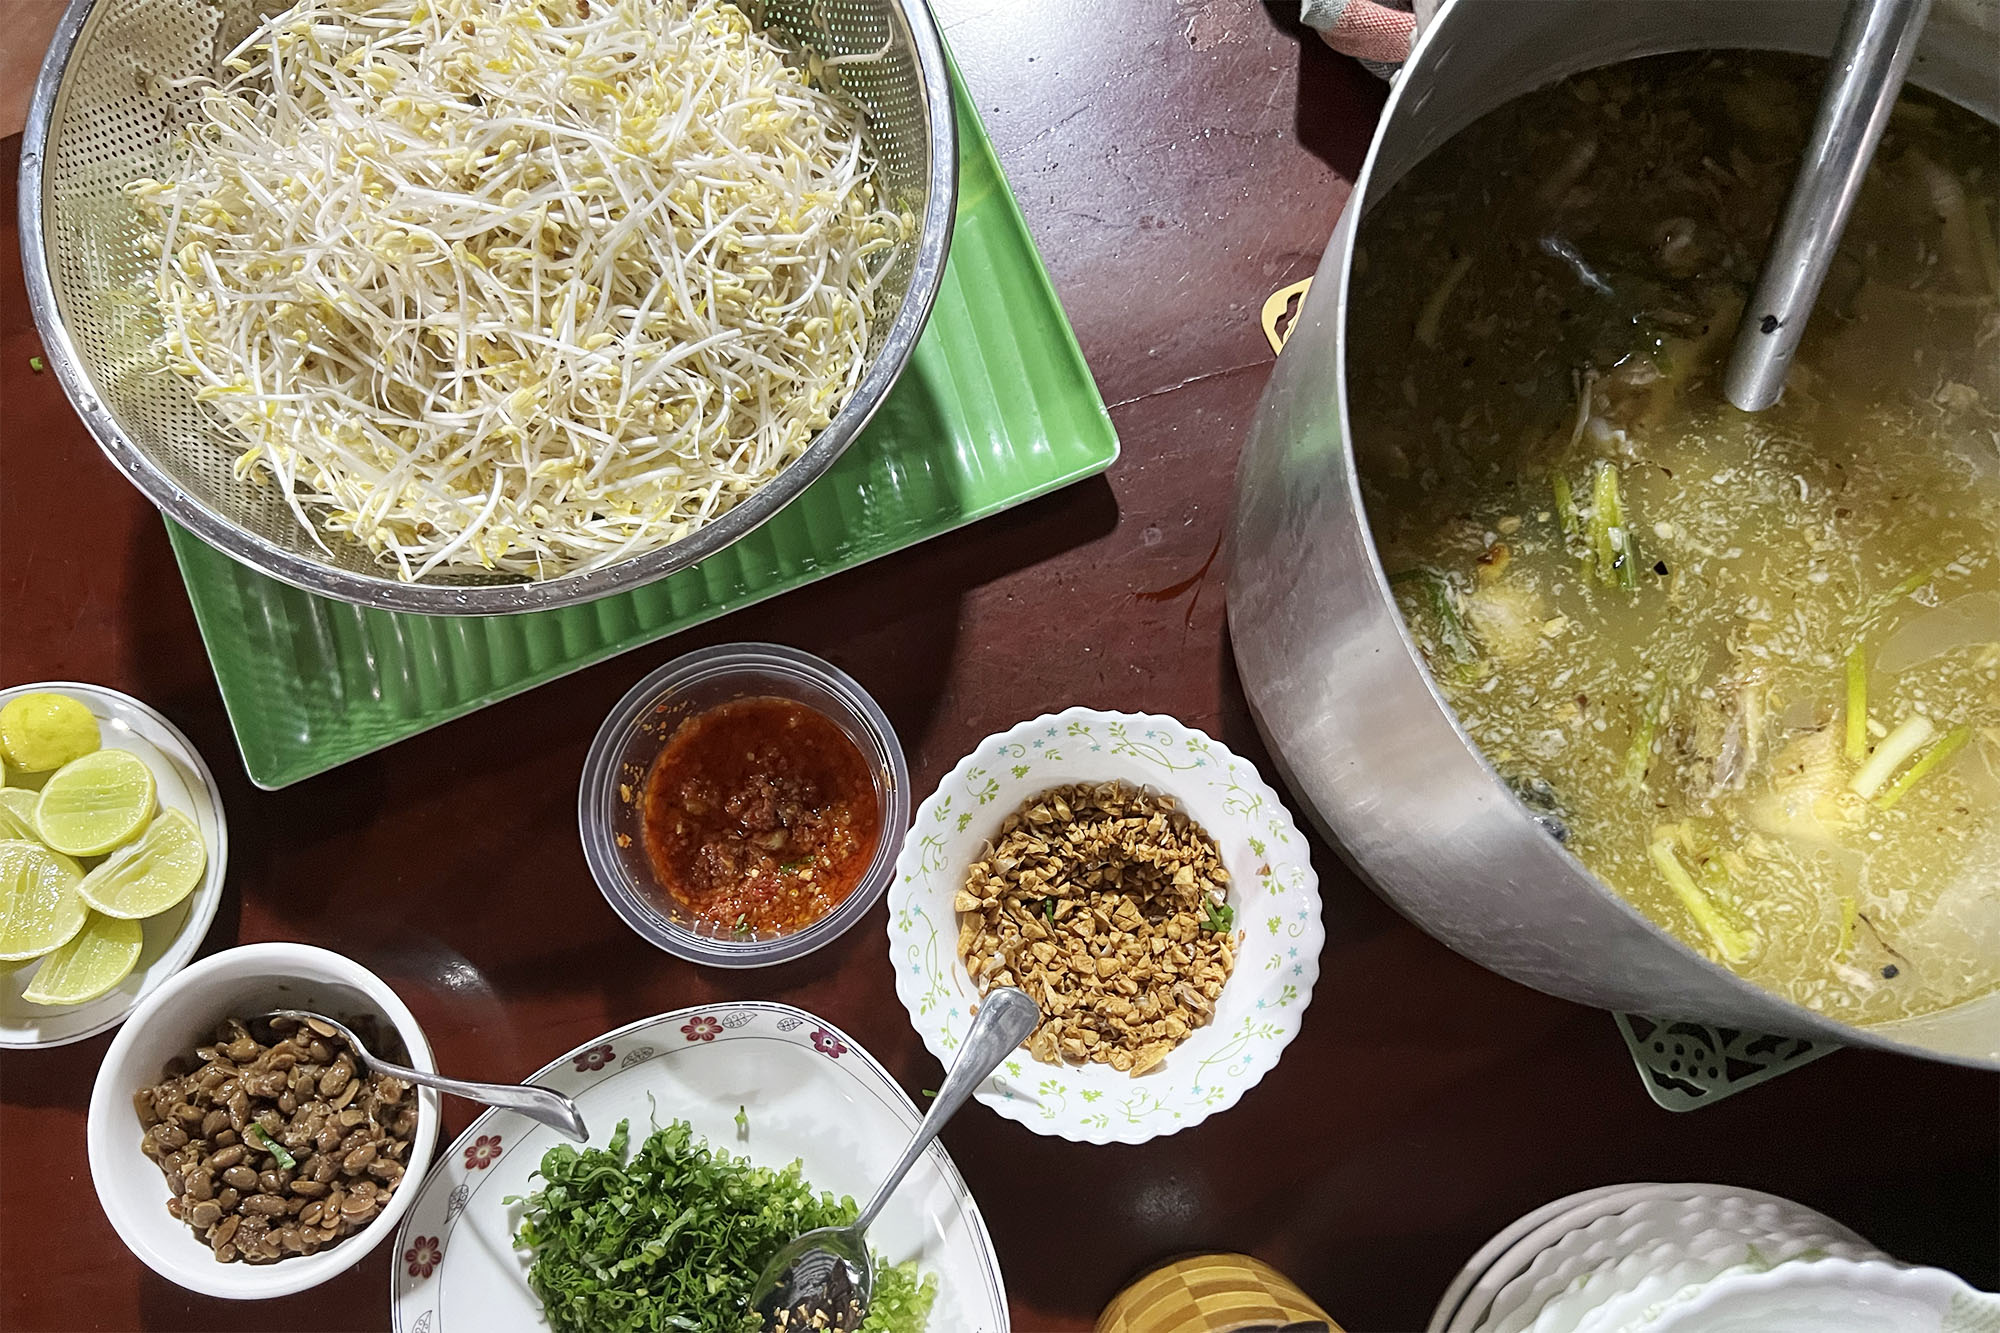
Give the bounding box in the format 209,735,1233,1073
1430,1184,2000,1333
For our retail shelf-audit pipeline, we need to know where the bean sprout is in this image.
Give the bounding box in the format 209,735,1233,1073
131,0,905,580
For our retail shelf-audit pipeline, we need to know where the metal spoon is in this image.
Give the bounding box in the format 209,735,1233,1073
1723,0,1933,410
749,988,1041,1331
260,1009,589,1142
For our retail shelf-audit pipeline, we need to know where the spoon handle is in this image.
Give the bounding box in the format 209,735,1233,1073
854,987,1040,1233
367,1054,590,1142
1723,0,1932,410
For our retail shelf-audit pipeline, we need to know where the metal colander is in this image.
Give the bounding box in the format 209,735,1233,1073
20,0,955,614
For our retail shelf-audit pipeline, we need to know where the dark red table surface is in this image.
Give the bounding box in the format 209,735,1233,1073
3,4,1995,1330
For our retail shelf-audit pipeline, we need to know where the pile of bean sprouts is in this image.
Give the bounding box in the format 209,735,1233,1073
131,0,905,580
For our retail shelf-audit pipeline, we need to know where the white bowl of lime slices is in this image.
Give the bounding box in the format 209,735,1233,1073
0,682,227,1049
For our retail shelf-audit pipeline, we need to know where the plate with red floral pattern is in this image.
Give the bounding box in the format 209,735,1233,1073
388,1001,1006,1332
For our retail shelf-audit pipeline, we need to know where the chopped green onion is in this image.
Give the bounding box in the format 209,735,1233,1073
27,355,45,374
1850,715,1936,800
1392,568,1479,664
1836,896,1858,962
1869,559,1959,622
1649,834,1755,963
1588,461,1639,590
1844,644,1869,762
1552,472,1582,542
1625,680,1666,785
1884,565,1944,601
1874,724,1972,810
1201,900,1235,933
511,1117,936,1333
246,1123,296,1170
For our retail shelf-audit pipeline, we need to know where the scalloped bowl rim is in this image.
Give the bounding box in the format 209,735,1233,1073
1644,1256,1988,1331
886,707,1323,1144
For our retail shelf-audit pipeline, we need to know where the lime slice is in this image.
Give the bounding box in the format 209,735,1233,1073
34,750,156,857
21,911,143,1005
0,840,88,961
0,694,102,772
0,791,41,845
79,809,206,920
0,790,44,852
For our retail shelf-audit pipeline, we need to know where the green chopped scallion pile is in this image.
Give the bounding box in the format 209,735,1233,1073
510,1118,935,1333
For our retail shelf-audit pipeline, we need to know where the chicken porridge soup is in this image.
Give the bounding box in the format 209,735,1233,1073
1350,52,2000,1025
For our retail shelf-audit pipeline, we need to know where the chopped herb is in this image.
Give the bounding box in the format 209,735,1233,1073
869,1264,938,1333
1587,460,1640,590
1391,567,1480,664
1850,714,1936,800
28,355,46,374
1835,895,1858,961
734,1104,749,1136
512,1118,935,1333
1552,471,1582,542
732,913,750,935
1649,833,1754,963
1043,897,1056,926
1201,899,1235,933
1844,643,1870,762
245,1123,296,1170
1624,679,1666,786
1883,561,1950,605
1874,724,1972,810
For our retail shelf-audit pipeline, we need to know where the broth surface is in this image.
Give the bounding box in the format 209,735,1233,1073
1352,52,2000,1024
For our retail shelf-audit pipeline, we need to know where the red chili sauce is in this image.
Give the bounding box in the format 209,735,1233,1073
639,696,880,936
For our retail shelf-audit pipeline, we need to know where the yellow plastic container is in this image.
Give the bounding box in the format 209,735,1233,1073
1097,1253,1342,1333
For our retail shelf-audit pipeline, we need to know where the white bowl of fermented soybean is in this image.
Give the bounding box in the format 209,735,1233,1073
86,943,440,1298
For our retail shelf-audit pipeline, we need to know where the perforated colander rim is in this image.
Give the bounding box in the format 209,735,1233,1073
19,0,956,615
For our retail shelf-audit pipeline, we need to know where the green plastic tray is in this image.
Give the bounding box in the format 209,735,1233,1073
166,52,1116,789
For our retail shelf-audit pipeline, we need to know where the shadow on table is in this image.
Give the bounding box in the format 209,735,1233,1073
136,1256,384,1332
1260,2,1392,183
353,471,1121,1007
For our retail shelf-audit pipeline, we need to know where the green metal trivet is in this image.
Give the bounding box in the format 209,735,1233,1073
1615,1012,1839,1111
166,44,1119,789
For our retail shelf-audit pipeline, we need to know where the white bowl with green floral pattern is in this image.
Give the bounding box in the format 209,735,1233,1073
886,708,1322,1144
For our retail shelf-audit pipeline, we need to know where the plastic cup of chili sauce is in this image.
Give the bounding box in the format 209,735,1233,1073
579,643,911,967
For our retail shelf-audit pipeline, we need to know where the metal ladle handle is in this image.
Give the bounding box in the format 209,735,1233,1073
1723,0,1933,411
852,988,1040,1234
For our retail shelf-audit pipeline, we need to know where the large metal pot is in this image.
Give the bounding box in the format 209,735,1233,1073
1228,0,2000,1066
